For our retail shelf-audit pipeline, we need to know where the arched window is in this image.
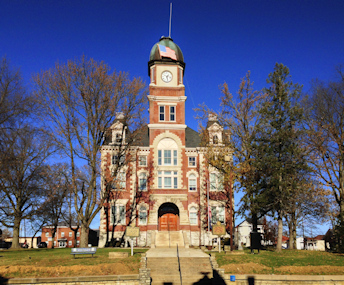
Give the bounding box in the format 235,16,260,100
188,174,197,191
189,207,198,225
157,138,178,166
213,135,219,144
139,206,147,225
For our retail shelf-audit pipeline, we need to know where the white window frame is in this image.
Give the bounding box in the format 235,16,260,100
158,149,177,166
68,240,72,246
111,205,126,225
158,171,178,189
61,232,65,237
77,232,80,237
159,106,165,121
69,232,72,237
210,172,224,191
112,154,125,165
189,206,198,225
170,106,176,121
112,171,126,190
45,232,49,237
188,174,197,191
138,206,148,225
139,155,147,166
211,206,225,225
139,172,147,191
188,156,196,167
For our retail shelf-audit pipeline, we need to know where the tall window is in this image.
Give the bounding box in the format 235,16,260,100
139,206,147,225
211,206,225,224
210,172,224,191
159,106,165,121
158,171,178,189
112,171,126,190
188,174,197,191
213,135,219,144
139,155,147,166
158,150,177,166
189,207,198,225
111,205,126,224
170,106,175,121
139,173,147,191
61,232,65,237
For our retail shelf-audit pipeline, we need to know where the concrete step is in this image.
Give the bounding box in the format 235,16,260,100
155,231,185,248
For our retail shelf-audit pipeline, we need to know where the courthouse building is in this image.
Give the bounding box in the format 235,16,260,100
99,37,231,248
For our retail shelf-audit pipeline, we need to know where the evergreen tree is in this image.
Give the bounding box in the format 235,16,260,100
254,63,309,251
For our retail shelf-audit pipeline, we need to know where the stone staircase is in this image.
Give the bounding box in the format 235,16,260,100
154,231,185,248
146,248,213,285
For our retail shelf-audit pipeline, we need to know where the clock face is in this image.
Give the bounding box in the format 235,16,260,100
161,71,172,83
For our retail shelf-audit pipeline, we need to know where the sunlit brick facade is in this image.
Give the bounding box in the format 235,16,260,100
99,37,230,247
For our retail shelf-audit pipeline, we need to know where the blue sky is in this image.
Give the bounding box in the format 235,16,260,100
2,0,343,234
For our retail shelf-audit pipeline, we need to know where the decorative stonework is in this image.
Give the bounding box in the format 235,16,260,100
148,194,188,225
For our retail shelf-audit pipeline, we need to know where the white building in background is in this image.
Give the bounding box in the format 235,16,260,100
235,219,264,248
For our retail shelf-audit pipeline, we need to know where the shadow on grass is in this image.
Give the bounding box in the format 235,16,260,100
0,275,8,285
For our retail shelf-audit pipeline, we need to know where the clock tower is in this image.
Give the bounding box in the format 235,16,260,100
147,37,186,144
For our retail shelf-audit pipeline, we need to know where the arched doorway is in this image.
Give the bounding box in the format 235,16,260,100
158,203,179,231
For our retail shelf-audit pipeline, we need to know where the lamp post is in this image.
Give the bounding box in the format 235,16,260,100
225,155,234,251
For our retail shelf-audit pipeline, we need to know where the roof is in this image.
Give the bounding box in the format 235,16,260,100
149,37,184,62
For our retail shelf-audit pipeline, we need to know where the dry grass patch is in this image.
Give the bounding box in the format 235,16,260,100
0,263,135,278
221,262,270,274
276,265,344,275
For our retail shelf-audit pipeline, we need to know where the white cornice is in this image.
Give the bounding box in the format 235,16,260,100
148,124,187,130
148,95,187,102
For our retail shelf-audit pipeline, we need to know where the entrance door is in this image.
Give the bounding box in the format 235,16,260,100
159,213,178,231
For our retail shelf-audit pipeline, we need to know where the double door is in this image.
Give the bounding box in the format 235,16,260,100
159,213,178,231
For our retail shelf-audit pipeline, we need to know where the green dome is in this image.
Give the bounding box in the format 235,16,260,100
149,37,184,63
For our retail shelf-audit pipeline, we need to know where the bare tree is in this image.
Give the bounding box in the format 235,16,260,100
305,66,344,222
0,57,31,128
33,56,147,247
0,126,54,248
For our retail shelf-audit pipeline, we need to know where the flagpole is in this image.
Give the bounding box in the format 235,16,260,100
169,3,172,38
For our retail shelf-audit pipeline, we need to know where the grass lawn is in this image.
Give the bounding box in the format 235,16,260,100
1,247,344,279
215,248,344,275
0,247,148,279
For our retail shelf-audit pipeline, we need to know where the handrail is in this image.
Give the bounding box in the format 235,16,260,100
177,244,182,285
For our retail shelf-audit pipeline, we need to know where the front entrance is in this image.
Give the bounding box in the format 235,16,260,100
158,203,179,231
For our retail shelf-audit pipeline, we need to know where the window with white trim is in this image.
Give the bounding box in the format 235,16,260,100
210,172,224,191
54,241,56,246
170,106,175,121
188,157,196,167
158,150,177,166
188,174,197,191
69,232,72,237
159,106,165,121
45,232,49,237
189,207,198,225
112,171,126,190
61,232,65,237
211,206,225,224
112,154,125,165
139,173,147,191
111,205,126,225
68,240,72,246
138,206,147,225
77,240,80,245
158,171,178,189
139,155,147,166
77,232,80,237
